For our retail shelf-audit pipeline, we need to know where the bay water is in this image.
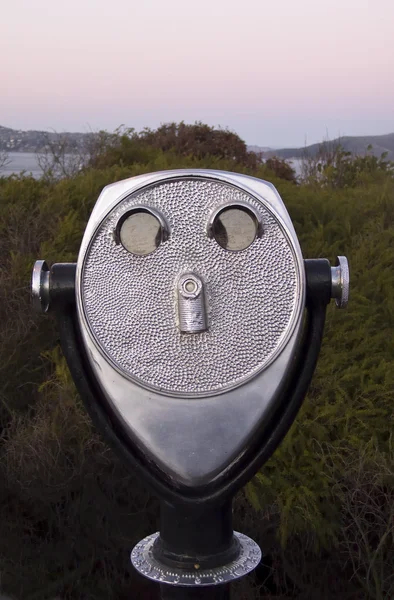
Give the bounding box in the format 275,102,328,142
1,152,303,179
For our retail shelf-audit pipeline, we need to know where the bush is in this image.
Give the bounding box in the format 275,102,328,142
301,140,394,188
0,125,393,599
265,156,297,182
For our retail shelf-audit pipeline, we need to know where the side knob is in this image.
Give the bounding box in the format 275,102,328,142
31,260,50,313
331,256,349,308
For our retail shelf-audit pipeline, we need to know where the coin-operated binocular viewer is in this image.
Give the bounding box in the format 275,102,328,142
32,170,349,599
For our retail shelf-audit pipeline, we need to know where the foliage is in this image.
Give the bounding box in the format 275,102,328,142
301,139,394,188
138,121,257,164
264,156,297,182
0,149,10,171
0,125,393,598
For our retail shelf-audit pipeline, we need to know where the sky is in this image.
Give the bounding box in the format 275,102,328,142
1,0,394,148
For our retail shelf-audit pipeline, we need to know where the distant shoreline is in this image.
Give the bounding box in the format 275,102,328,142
1,151,304,179
2,125,393,161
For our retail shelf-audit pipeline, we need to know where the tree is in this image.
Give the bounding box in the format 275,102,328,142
0,149,10,172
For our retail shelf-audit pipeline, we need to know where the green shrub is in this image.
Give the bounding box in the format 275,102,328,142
301,141,394,189
0,126,393,599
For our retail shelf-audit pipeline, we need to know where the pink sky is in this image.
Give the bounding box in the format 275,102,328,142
1,0,393,146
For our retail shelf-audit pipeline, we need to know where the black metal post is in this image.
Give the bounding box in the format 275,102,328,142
153,499,237,599
154,500,238,568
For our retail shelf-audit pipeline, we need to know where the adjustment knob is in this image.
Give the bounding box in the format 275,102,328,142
31,260,50,313
331,256,349,308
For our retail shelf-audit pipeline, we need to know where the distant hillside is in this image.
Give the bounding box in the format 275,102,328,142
2,125,394,162
247,144,273,154
266,133,394,161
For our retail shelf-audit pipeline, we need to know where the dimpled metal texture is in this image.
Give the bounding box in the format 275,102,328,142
130,531,262,586
81,178,299,396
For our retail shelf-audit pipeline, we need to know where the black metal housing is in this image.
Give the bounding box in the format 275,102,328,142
304,259,332,306
49,263,77,310
49,258,328,599
53,258,329,506
56,297,326,506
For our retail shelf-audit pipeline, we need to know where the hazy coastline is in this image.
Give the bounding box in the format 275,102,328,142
1,151,304,179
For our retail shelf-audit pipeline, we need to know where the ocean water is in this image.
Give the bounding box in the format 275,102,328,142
1,152,303,179
1,152,43,178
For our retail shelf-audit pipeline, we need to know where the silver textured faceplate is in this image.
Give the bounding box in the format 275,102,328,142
76,170,305,487
80,177,300,395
